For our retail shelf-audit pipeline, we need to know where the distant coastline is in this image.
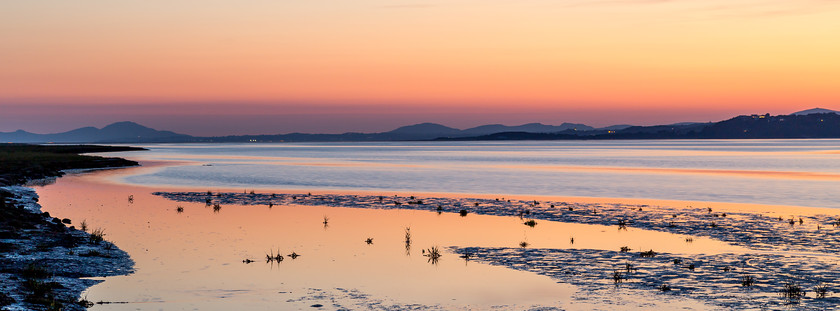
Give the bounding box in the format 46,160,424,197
1,108,838,143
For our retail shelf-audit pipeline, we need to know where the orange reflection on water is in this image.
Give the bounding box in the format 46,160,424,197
33,168,741,310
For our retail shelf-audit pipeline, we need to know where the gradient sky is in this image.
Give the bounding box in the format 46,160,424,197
1,1,838,135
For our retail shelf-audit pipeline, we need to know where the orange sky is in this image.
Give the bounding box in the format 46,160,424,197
1,1,838,134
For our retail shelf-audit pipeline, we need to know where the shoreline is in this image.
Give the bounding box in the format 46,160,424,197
0,145,139,310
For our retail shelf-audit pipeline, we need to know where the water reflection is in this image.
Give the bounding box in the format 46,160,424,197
35,171,736,310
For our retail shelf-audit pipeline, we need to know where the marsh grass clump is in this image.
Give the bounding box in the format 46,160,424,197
523,219,537,227
781,281,805,300
612,270,623,284
265,250,284,263
815,283,829,298
79,219,87,233
741,275,756,287
639,249,657,258
423,246,442,263
404,227,412,254
89,228,105,244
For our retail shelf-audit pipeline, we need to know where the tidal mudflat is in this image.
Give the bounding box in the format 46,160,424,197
156,191,840,310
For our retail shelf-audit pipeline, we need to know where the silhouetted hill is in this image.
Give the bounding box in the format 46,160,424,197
696,113,840,138
0,122,193,143
462,123,593,135
597,124,634,131
202,122,601,142
438,111,840,141
4,108,839,143
791,108,839,116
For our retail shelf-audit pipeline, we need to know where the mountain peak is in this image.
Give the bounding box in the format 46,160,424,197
101,121,153,131
388,123,461,134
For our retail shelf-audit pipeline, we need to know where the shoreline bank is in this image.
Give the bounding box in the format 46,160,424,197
0,145,140,310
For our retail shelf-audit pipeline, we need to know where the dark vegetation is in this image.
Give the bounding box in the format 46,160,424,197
0,144,143,186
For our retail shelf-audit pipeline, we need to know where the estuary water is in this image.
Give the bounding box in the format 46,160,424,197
31,139,840,310
108,140,840,209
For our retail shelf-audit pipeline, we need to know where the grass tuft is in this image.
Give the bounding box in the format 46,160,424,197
741,275,755,287
780,281,805,300
89,228,105,244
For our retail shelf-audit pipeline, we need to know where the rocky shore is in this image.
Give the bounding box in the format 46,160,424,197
0,145,140,310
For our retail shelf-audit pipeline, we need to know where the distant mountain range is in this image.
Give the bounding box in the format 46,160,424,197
1,108,838,143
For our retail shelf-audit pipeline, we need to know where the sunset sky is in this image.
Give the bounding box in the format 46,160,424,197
1,0,838,135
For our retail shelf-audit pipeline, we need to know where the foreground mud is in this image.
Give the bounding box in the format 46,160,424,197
1,187,133,311
156,191,840,310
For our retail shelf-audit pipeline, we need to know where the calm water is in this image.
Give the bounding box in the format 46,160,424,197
32,140,840,310
107,140,840,208
36,170,727,310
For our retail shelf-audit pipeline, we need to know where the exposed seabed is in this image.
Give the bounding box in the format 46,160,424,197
154,191,840,310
